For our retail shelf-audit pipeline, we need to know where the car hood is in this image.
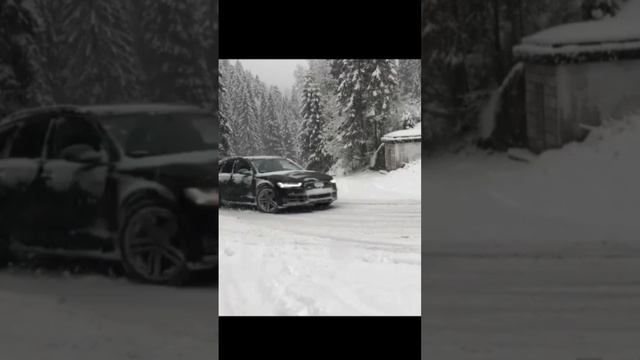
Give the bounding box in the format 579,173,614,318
116,150,218,188
256,170,333,182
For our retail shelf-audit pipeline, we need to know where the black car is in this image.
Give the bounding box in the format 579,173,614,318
219,156,337,213
0,104,218,284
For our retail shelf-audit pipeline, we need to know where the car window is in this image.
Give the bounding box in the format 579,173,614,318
48,116,104,159
220,160,234,174
252,158,303,173
8,117,51,159
0,125,17,159
233,159,252,174
100,113,216,157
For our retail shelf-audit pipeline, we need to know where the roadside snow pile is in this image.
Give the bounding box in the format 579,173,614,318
424,114,640,256
335,159,421,201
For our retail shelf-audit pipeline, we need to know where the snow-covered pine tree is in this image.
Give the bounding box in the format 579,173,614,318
261,89,282,156
397,59,420,101
218,61,232,156
62,0,141,104
299,75,331,172
140,0,212,106
0,0,48,117
366,59,398,148
331,59,371,171
32,0,69,104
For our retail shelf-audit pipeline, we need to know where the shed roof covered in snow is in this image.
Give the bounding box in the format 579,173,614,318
381,122,421,143
514,0,640,64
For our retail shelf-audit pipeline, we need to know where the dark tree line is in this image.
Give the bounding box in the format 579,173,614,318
421,0,625,150
0,0,218,118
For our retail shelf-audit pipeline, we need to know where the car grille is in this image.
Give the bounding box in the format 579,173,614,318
304,180,331,190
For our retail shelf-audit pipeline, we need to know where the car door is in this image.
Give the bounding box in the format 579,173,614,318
0,116,52,241
0,123,21,230
35,113,111,248
218,159,235,201
230,159,255,203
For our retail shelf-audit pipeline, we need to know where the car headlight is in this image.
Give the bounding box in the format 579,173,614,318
184,187,218,206
277,182,302,188
329,179,336,184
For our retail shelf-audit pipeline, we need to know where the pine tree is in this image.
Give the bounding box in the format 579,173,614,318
0,0,48,116
140,0,213,105
300,75,331,171
62,0,141,104
367,60,398,148
397,59,420,101
262,89,281,156
218,61,232,156
331,59,372,170
32,0,69,103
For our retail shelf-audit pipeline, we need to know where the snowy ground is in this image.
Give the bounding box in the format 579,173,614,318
0,263,217,359
219,161,421,316
423,115,640,358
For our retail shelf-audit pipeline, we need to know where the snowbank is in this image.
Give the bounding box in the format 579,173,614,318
424,114,640,256
335,159,421,201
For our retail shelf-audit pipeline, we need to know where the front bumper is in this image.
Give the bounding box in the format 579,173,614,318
279,186,338,207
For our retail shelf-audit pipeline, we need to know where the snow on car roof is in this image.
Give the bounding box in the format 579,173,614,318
515,0,640,57
1,103,208,124
381,122,421,142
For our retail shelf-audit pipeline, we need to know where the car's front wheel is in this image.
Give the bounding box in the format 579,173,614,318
119,200,190,285
256,186,279,213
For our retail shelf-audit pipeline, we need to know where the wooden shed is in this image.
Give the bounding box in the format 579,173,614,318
513,4,640,152
381,122,421,171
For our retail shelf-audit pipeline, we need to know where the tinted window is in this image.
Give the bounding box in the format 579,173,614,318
234,159,252,174
9,117,50,159
0,125,17,159
251,158,303,173
48,116,104,159
100,113,217,157
220,160,234,173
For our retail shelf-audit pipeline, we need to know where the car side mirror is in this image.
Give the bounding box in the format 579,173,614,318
238,168,252,176
61,144,105,164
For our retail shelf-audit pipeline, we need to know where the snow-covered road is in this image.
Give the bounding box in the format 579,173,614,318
0,269,217,359
422,116,640,358
219,162,421,315
423,256,640,360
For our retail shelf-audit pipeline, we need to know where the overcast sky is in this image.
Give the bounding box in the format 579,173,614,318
234,59,308,92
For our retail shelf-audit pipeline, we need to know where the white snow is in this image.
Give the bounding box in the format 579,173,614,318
335,159,421,201
515,0,640,55
424,113,640,358
381,122,421,142
0,270,217,359
424,113,640,256
219,161,421,316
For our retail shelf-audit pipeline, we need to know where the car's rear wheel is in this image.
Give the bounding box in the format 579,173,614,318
256,186,279,213
119,200,190,285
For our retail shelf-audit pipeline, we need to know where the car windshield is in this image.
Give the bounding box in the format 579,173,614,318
251,158,303,173
99,113,217,157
